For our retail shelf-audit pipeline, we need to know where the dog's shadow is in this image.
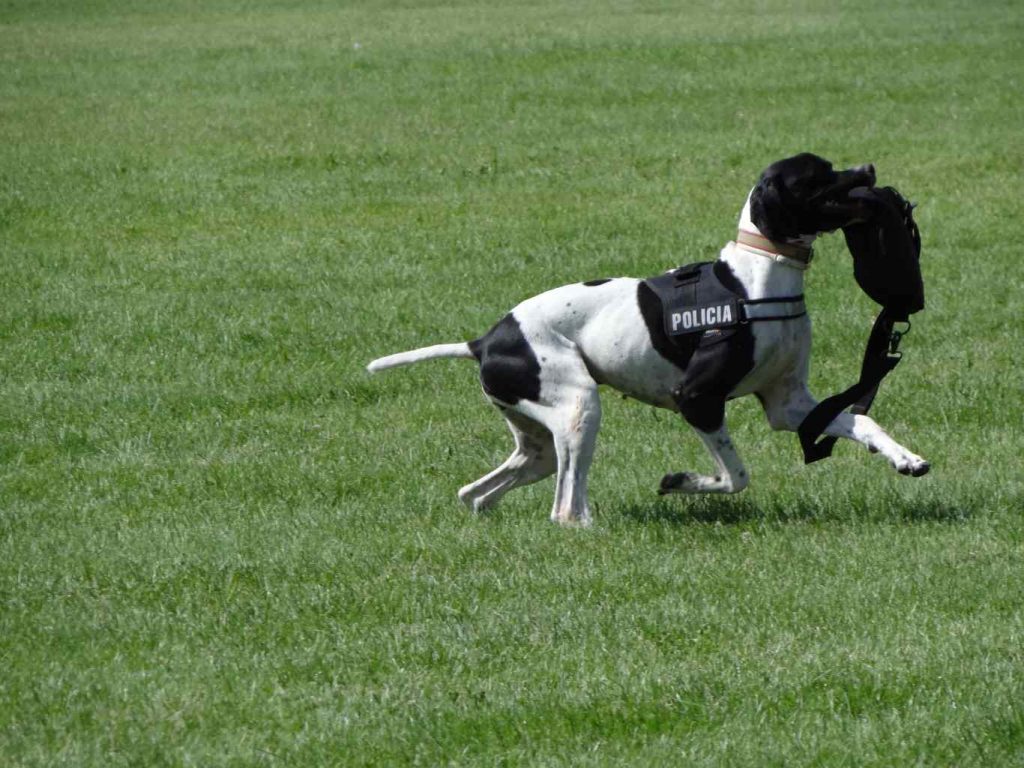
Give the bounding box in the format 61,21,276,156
617,495,973,527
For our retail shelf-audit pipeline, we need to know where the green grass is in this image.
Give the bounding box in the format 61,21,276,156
2,0,1023,764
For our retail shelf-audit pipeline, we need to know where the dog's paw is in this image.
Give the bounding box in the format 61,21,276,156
894,456,931,477
458,486,491,513
658,472,701,495
550,505,593,527
659,471,749,495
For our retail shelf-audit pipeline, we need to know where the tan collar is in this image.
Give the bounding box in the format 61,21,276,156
736,229,814,267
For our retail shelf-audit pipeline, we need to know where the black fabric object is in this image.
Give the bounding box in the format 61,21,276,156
842,186,924,321
798,184,925,464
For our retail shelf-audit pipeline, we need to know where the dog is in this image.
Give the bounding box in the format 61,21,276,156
367,153,930,525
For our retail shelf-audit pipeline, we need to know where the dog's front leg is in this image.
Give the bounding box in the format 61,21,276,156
660,395,750,495
760,382,930,476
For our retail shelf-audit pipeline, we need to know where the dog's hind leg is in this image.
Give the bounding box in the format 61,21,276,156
458,409,556,513
660,395,750,495
514,380,602,526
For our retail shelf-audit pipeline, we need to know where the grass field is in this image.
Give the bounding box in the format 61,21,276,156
2,0,1023,764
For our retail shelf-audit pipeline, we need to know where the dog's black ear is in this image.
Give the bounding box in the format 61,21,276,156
749,175,800,241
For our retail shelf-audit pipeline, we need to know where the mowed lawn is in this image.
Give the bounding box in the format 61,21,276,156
2,0,1022,765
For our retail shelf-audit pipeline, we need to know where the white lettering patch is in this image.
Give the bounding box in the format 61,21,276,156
664,300,739,336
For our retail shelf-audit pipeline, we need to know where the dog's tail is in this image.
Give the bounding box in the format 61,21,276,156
366,342,475,373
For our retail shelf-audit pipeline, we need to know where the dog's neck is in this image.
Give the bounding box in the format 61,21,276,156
721,192,816,300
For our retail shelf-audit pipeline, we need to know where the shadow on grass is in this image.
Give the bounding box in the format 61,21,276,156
617,495,975,527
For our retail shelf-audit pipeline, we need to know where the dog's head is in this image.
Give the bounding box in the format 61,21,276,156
749,153,877,241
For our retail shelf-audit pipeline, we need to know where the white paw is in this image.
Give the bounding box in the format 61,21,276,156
550,508,592,527
658,471,705,494
893,454,931,477
658,471,749,495
457,486,481,512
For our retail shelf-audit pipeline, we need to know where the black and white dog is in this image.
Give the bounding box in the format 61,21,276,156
368,154,929,525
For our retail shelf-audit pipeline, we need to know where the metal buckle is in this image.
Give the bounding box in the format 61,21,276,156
888,319,911,358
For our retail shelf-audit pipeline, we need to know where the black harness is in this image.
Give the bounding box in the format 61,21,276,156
642,261,806,427
644,261,806,344
643,261,807,434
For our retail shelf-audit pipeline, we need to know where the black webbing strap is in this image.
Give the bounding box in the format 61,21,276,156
797,308,910,463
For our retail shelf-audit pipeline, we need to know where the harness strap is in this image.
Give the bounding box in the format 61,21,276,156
742,296,806,322
797,308,908,463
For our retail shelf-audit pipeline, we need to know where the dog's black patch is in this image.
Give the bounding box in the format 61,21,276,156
711,259,745,296
582,278,612,287
469,313,541,404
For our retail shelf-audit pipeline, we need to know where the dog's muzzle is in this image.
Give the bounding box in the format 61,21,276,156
833,163,877,196
810,163,879,225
